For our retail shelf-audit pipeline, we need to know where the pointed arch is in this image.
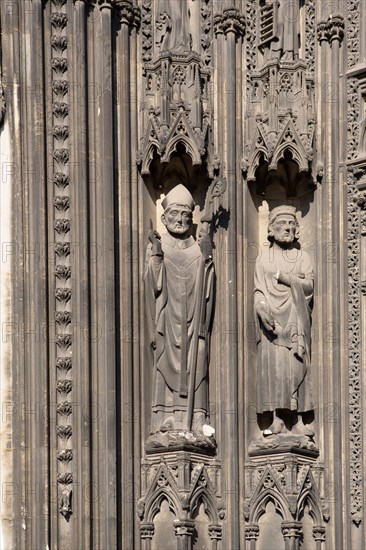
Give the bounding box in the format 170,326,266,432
190,487,221,524
144,487,183,524
249,489,292,524
161,134,204,166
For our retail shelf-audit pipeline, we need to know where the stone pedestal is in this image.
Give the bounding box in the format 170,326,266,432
138,448,223,549
244,449,328,550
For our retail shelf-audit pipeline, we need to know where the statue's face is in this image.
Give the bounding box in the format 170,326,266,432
162,205,192,236
272,214,297,243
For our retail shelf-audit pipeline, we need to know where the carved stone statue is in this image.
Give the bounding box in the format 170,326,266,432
156,0,192,54
253,206,314,438
145,184,215,446
261,0,300,62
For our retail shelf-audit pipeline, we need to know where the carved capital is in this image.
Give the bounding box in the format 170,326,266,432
174,519,195,537
317,21,329,44
282,521,302,539
208,525,222,541
327,15,345,44
244,524,259,540
88,0,114,10
214,8,245,37
317,15,345,45
115,0,140,27
313,526,326,542
140,523,154,539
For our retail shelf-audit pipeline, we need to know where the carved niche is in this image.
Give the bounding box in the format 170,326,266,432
243,0,316,194
138,0,218,178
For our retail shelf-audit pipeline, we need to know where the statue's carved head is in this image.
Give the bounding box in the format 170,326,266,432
161,184,194,236
268,205,300,243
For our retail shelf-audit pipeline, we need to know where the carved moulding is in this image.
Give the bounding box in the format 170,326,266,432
138,449,224,549
346,0,364,522
51,0,73,519
244,451,328,548
345,160,365,526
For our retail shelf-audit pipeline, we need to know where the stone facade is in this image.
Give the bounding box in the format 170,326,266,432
0,1,365,548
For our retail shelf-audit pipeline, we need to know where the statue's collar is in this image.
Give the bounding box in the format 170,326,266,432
162,233,195,249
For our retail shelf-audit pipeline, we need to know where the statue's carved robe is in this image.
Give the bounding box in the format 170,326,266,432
254,243,314,414
145,233,214,432
157,0,191,53
270,0,300,61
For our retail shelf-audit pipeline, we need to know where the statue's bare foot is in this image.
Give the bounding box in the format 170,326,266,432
159,417,174,432
263,417,287,436
292,418,315,437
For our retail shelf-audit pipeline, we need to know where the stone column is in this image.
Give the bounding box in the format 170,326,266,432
69,1,92,547
174,519,195,550
209,524,223,550
140,523,154,550
87,1,117,546
0,8,14,549
313,525,326,550
327,14,346,548
281,521,302,550
317,13,346,550
244,524,259,550
115,1,141,546
213,8,245,548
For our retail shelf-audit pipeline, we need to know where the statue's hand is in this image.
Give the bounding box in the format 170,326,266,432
258,308,276,333
198,228,213,260
148,229,162,254
276,270,291,287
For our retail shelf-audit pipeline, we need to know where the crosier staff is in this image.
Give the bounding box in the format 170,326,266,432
186,178,226,432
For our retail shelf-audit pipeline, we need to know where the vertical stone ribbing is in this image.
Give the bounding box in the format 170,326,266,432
0,1,50,547
328,14,345,549
69,1,92,547
214,8,245,548
115,2,138,546
87,2,117,546
22,1,50,548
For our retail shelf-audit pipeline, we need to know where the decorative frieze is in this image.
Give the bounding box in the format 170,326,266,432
347,0,360,67
304,0,316,74
200,0,213,67
346,0,365,526
51,0,73,520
